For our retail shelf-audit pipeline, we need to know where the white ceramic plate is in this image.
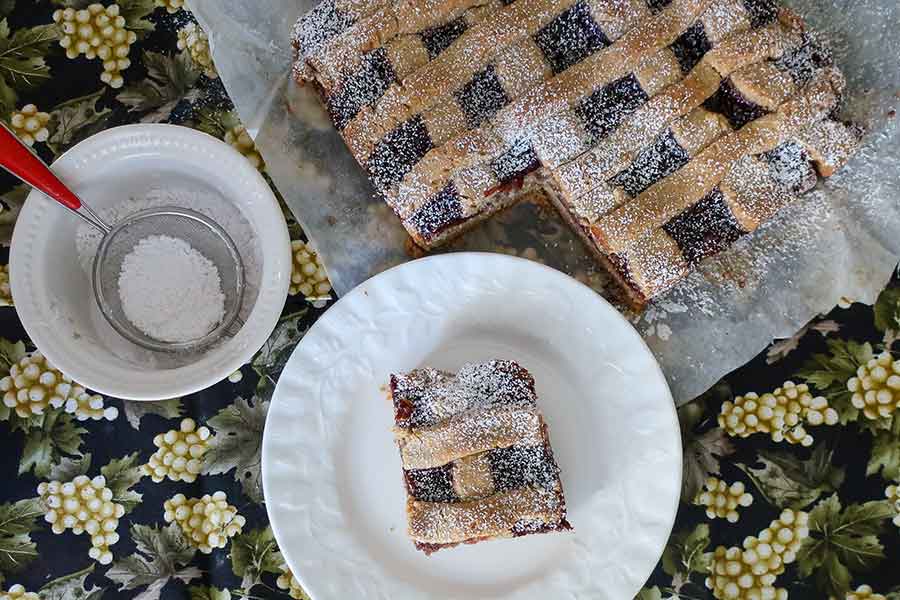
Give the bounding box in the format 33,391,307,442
10,124,291,400
263,253,681,600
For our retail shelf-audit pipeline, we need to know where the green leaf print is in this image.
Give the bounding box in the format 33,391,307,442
47,452,92,481
19,410,86,478
868,416,900,482
874,285,900,334
0,497,42,585
0,73,13,118
122,398,183,430
117,0,156,35
229,526,283,592
188,586,232,600
107,523,201,600
681,426,735,503
0,21,58,95
737,445,845,510
100,452,143,514
251,310,309,390
38,564,104,600
0,337,25,374
47,90,111,154
202,396,268,503
634,587,663,600
116,50,200,122
798,494,895,598
798,339,875,424
661,523,712,583
0,184,28,246
193,106,240,140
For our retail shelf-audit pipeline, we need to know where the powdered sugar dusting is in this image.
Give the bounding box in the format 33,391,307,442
391,359,537,428
119,235,226,344
195,0,900,404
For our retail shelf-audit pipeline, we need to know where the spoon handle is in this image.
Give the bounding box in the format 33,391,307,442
0,121,83,210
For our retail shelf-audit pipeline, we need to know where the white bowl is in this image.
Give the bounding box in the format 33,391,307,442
10,124,291,400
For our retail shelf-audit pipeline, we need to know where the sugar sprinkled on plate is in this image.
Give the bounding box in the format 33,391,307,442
118,235,226,344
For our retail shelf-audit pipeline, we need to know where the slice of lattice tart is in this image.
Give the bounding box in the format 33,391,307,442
388,360,571,554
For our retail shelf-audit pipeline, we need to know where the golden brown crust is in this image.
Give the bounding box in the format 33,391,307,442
343,0,583,156
394,405,544,469
729,61,797,110
406,488,562,544
390,0,714,215
593,68,845,253
384,34,430,80
552,19,802,202
795,119,862,177
491,0,714,139
670,107,732,154
720,157,796,231
451,453,496,500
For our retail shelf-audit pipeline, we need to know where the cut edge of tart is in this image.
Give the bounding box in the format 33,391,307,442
388,360,572,554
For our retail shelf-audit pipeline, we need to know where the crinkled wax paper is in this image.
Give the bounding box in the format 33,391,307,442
190,0,900,404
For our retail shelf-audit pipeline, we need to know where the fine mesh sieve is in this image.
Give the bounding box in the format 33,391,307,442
0,122,245,353
93,207,246,353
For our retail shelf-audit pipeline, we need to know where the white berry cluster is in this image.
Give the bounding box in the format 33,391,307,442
706,544,788,600
0,263,12,306
7,105,50,147
141,418,211,483
290,240,332,300
277,564,311,599
846,585,887,600
705,509,809,600
53,4,137,89
695,478,754,523
177,22,218,79
0,585,39,600
163,492,246,554
758,509,809,564
38,475,124,565
719,381,838,446
847,352,900,420
0,352,114,421
154,0,184,13
224,124,265,170
887,485,900,527
69,385,119,421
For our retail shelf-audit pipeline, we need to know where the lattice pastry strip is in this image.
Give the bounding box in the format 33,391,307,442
592,67,845,252
347,0,647,164
560,44,808,223
292,0,392,80
307,0,497,92
388,0,787,245
380,0,718,239
553,15,805,201
314,1,513,131
598,96,860,302
342,0,587,152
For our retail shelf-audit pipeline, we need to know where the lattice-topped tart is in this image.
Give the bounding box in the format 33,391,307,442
292,0,862,307
388,360,571,553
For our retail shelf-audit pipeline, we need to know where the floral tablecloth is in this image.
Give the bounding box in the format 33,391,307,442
0,3,898,599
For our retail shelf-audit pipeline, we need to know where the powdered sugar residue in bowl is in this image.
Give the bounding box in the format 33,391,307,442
76,185,261,326
119,235,226,344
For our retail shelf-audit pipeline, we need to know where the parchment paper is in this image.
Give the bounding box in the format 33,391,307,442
190,0,900,404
